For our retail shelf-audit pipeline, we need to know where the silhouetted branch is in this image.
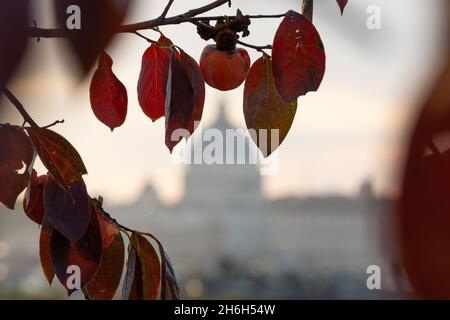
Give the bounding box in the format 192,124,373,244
27,0,285,41
2,88,39,127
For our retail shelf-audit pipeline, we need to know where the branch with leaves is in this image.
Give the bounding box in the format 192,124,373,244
0,0,349,300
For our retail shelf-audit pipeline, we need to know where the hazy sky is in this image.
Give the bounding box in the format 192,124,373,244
2,0,447,205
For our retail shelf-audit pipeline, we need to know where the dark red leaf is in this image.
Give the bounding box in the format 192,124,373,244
244,55,297,157
92,200,120,249
272,10,326,102
133,234,161,300
137,36,174,122
53,0,133,76
25,127,87,190
398,62,450,298
44,176,91,242
337,0,348,15
122,246,138,299
39,217,55,285
162,251,180,300
90,52,128,131
165,54,195,152
122,234,161,300
0,126,34,209
23,170,48,224
74,204,103,264
84,233,125,300
50,228,99,294
179,50,205,133
0,1,29,88
146,234,179,300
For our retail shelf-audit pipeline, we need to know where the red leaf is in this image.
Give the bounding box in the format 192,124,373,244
0,1,29,88
123,234,161,300
244,55,297,157
39,217,55,285
161,251,180,300
23,170,48,224
53,0,133,76
398,63,450,298
50,228,99,294
337,0,348,15
134,234,161,300
92,200,120,249
179,50,205,133
150,235,179,300
44,176,91,242
122,246,139,299
25,127,87,190
0,126,34,209
74,204,103,264
272,10,326,102
84,233,125,300
90,52,128,131
137,36,174,122
165,54,195,152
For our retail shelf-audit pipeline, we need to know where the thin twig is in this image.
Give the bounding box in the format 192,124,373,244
237,40,272,51
42,119,65,129
27,0,285,39
3,88,39,127
160,0,175,19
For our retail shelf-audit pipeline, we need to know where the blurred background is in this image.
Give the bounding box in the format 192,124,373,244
0,0,448,299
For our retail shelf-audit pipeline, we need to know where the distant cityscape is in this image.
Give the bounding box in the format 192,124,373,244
0,109,407,299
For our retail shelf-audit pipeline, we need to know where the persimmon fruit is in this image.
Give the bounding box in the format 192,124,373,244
199,44,250,91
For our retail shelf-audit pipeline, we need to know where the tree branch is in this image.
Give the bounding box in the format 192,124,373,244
3,88,39,127
160,0,175,19
237,40,272,51
27,0,285,40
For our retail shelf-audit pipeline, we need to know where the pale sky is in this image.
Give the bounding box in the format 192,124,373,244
2,0,447,205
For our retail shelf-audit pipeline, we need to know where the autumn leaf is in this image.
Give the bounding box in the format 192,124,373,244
137,36,174,122
90,52,128,131
272,10,326,102
25,127,87,190
53,0,133,76
337,0,348,15
74,204,103,265
165,53,195,152
44,176,91,242
92,199,120,249
151,236,180,300
84,233,125,300
244,55,297,157
0,126,34,209
122,246,138,299
39,216,55,285
179,50,205,134
23,170,48,224
50,228,100,294
123,234,161,300
398,62,450,298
